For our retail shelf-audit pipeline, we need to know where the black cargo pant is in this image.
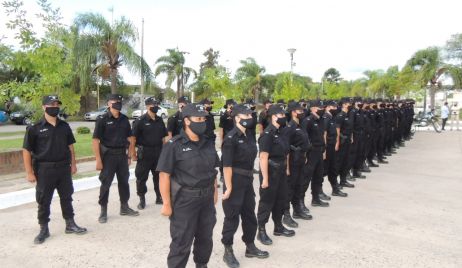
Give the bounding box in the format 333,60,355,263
168,186,216,268
367,131,377,163
377,127,385,159
135,146,162,198
35,162,74,224
350,131,364,171
336,137,351,183
303,147,324,200
222,172,257,246
323,143,339,190
257,162,287,226
98,152,130,206
287,151,306,210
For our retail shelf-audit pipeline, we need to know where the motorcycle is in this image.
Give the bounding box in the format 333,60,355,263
412,109,442,133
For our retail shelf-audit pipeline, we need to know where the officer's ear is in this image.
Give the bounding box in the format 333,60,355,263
183,116,191,127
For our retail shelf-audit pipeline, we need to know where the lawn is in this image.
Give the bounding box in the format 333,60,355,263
0,133,94,159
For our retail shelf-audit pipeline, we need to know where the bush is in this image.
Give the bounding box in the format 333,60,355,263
76,126,91,134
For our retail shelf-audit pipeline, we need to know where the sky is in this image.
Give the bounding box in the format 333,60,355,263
1,0,461,86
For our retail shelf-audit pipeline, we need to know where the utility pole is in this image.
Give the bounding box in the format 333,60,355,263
287,48,296,86
140,18,145,107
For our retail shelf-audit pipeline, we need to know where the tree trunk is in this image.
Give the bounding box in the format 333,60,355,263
429,86,436,109
111,68,118,94
176,74,182,98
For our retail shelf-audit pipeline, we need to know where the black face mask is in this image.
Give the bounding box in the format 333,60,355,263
358,103,364,109
239,118,255,129
330,109,339,117
296,113,305,120
316,110,325,117
372,105,378,109
45,107,60,117
112,102,122,111
189,121,207,136
276,117,287,127
150,106,159,114
250,106,256,111
205,106,212,112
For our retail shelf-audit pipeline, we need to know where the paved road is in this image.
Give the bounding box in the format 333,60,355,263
0,121,97,133
0,131,461,267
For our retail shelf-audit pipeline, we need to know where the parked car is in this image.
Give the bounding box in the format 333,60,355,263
132,106,168,119
9,108,68,125
84,106,109,121
161,102,175,109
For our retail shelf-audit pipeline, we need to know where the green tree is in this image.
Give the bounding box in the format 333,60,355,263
199,48,220,73
273,72,303,101
73,12,151,94
445,33,462,64
155,48,196,98
235,58,265,103
323,67,342,84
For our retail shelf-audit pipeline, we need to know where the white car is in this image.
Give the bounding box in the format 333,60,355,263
132,106,168,119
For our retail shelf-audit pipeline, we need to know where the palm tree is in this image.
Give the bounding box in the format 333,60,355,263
235,58,266,103
155,48,196,98
73,13,151,94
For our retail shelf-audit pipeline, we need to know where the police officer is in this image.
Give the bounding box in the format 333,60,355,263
200,98,216,143
335,97,355,189
302,100,329,207
283,101,313,229
376,99,389,164
244,98,258,140
258,99,272,133
93,94,139,224
257,104,295,246
167,96,190,140
133,97,168,209
157,103,220,268
219,99,237,181
221,104,269,268
349,98,367,180
323,100,348,197
366,99,380,168
23,95,87,244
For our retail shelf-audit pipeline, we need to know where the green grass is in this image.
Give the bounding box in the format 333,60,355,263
0,133,94,158
0,131,25,138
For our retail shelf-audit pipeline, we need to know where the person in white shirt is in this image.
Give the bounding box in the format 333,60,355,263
441,102,450,130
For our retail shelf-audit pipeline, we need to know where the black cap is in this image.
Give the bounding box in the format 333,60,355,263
199,98,214,105
42,95,62,105
287,101,303,112
325,100,338,107
245,98,255,105
309,99,324,108
376,98,384,102
225,99,237,106
340,97,352,104
231,104,253,116
276,99,285,104
178,96,190,104
182,103,208,117
267,105,285,116
108,94,123,102
145,96,159,105
299,98,306,103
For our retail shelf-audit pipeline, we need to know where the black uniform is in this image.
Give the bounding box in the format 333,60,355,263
257,124,290,227
167,110,184,137
133,113,167,200
93,111,133,206
322,112,340,190
219,110,234,137
366,107,378,164
23,118,76,224
221,127,258,246
258,109,270,130
301,113,325,201
204,113,216,142
376,107,386,159
335,110,354,183
156,131,219,268
349,107,365,175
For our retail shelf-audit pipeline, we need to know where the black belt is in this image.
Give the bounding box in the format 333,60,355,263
181,185,215,197
268,159,285,168
36,160,70,168
138,144,162,149
290,145,302,152
106,148,126,155
233,167,253,177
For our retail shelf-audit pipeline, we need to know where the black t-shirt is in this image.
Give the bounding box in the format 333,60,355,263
335,111,353,136
219,110,234,136
132,113,167,147
301,113,325,147
248,112,258,139
258,124,289,162
222,127,257,170
204,113,216,140
322,112,337,145
258,109,270,130
23,118,75,162
283,119,310,152
93,112,133,148
351,108,365,133
167,110,184,136
156,130,220,188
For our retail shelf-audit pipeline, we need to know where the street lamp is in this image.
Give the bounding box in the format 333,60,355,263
287,48,296,73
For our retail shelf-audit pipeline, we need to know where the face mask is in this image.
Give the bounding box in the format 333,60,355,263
358,104,364,109
296,113,305,120
250,106,256,111
150,106,159,114
372,105,378,109
330,109,339,117
112,102,122,111
276,117,286,127
45,107,60,117
189,121,207,136
239,118,255,129
316,110,324,117
206,106,212,112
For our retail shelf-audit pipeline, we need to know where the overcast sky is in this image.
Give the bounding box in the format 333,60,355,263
1,0,461,85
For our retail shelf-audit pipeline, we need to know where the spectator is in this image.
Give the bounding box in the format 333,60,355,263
441,102,450,130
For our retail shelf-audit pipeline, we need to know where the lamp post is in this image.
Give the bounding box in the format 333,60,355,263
287,48,296,87
424,81,430,114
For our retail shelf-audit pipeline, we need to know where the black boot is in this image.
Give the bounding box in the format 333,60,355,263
257,225,273,245
311,198,330,207
196,263,208,268
65,218,87,234
378,158,388,164
346,172,356,181
360,163,371,173
98,205,108,224
223,245,240,268
155,196,163,205
332,186,348,197
319,191,331,201
282,210,298,228
340,181,355,188
299,199,310,214
274,224,295,237
120,203,140,216
34,224,50,244
293,205,313,220
245,242,269,258
352,170,366,179
367,160,379,167
138,195,146,210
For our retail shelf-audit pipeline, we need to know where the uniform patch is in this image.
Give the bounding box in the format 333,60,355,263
39,128,48,133
182,147,192,152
